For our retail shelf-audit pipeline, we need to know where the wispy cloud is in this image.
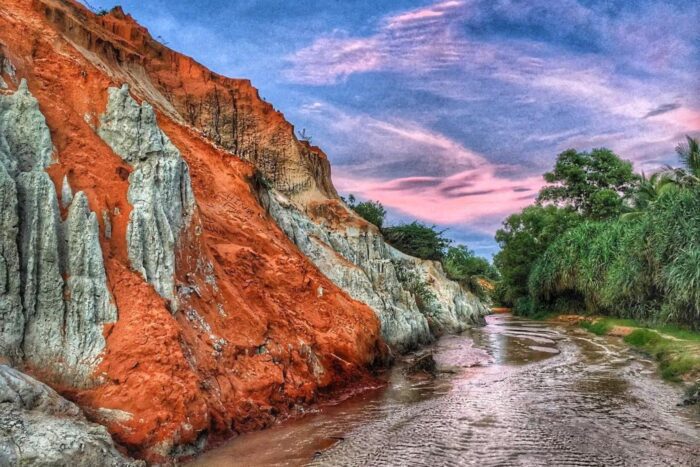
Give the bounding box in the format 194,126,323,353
88,0,700,251
299,102,543,230
285,0,469,84
288,0,700,210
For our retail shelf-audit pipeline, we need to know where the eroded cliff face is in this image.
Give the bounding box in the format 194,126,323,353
263,190,487,352
0,80,116,385
0,0,486,463
98,83,196,308
0,1,384,462
28,0,487,351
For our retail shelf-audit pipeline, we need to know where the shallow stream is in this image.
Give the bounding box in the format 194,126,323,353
191,314,700,466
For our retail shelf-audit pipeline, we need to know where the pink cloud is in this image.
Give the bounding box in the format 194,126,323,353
334,166,543,233
385,1,466,28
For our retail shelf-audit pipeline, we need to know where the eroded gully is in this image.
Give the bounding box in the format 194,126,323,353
190,314,700,466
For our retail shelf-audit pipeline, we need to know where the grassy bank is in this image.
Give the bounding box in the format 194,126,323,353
575,317,700,382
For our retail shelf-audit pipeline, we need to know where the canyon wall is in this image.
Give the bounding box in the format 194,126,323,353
262,189,487,352
0,0,486,463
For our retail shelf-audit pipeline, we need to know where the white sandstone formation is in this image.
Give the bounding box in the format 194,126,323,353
98,85,195,309
0,81,116,385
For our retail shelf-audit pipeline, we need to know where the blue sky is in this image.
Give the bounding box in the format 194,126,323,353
81,0,700,257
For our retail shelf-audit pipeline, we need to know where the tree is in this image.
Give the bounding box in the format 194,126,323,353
676,135,700,179
658,136,700,189
383,222,451,261
494,205,581,305
442,246,497,282
622,172,663,219
624,136,700,217
537,148,638,219
353,201,386,228
345,194,387,228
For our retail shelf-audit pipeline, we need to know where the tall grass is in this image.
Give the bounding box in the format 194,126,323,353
528,187,700,328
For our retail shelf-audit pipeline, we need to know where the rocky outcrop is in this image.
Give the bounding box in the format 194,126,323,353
0,81,116,386
0,4,387,459
36,2,336,205
98,84,195,308
262,189,487,352
0,365,139,466
62,191,118,379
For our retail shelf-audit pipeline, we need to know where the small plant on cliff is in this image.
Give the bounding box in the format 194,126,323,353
298,128,312,143
383,221,451,261
394,261,438,316
345,194,387,228
442,245,497,300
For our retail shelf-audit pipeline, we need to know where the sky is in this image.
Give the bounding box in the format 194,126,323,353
81,0,700,258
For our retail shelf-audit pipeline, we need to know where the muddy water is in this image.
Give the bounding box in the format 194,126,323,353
191,314,700,466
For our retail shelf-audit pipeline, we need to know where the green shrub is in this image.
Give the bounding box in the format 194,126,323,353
513,296,533,316
527,186,700,328
624,329,662,347
345,195,387,228
580,320,613,336
441,246,497,300
660,356,695,381
442,246,497,282
383,221,451,261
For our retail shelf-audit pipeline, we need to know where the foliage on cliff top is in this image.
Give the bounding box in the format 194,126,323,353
443,245,499,301
382,221,451,261
345,194,387,228
344,195,496,299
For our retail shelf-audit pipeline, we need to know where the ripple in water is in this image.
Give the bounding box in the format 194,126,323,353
189,314,700,467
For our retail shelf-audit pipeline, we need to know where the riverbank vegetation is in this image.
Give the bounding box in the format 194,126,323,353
495,137,700,331
572,316,700,382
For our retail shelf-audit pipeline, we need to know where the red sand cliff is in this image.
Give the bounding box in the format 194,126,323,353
0,0,384,461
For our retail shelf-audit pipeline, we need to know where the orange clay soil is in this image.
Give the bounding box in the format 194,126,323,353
0,0,384,462
36,0,338,204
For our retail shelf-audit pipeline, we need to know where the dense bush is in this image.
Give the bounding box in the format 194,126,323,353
383,221,451,261
345,194,387,228
443,246,497,281
494,205,581,306
443,246,498,300
528,186,700,328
